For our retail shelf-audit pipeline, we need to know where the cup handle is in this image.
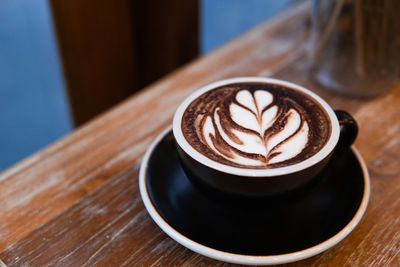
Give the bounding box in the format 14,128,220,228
334,110,358,148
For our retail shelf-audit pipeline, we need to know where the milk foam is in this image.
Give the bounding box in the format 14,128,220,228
201,90,309,166
181,82,332,169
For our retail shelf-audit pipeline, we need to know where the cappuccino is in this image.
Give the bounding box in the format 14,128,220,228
181,82,331,168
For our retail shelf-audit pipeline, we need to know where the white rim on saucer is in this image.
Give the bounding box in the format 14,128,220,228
139,127,370,265
172,77,340,177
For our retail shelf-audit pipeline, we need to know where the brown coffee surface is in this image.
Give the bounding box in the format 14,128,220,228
181,82,331,168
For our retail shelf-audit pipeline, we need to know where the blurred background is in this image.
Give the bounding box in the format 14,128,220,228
0,0,294,171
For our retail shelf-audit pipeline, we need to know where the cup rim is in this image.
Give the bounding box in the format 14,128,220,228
173,77,340,177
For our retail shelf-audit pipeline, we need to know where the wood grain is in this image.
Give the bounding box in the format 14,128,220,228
1,0,400,265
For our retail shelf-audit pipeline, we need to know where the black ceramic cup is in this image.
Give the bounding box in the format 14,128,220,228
173,77,358,197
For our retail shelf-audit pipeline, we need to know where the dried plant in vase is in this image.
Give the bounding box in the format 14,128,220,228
309,0,399,98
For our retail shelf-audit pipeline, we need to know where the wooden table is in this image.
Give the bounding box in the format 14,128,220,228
1,1,400,266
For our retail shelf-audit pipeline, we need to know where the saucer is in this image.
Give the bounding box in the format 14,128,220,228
139,128,370,265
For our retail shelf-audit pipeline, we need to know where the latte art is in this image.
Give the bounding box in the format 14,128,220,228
182,83,331,168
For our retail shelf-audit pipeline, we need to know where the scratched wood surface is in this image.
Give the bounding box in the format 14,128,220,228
1,1,400,266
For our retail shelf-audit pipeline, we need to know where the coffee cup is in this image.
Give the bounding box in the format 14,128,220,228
173,77,357,197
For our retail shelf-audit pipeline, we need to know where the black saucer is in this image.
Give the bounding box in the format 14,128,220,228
139,129,369,264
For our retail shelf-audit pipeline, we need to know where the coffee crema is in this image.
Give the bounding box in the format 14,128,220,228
181,83,331,169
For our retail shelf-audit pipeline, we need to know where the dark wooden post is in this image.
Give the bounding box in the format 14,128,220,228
50,0,198,126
